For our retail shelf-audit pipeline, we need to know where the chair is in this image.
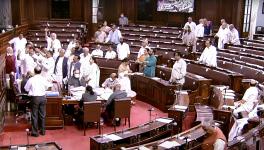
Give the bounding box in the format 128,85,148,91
83,101,101,136
112,98,131,131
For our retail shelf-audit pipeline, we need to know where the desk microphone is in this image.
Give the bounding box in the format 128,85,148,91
148,108,154,122
26,128,30,146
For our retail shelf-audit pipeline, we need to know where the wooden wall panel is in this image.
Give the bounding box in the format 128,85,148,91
33,0,49,21
70,0,83,21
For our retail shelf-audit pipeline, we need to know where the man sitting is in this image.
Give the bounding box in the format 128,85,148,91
103,84,127,125
199,40,217,67
68,70,86,89
201,121,227,150
102,73,119,90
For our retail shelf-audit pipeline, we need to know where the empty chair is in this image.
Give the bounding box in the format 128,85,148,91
83,101,101,136
112,98,131,131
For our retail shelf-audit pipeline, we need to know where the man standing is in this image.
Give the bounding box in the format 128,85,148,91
69,55,81,78
119,13,129,27
184,17,196,33
24,66,51,137
105,24,122,45
54,49,68,85
39,51,55,81
228,24,241,45
117,37,130,60
169,52,187,86
182,25,196,52
195,19,204,38
8,33,27,58
199,40,217,67
143,48,157,77
45,28,62,58
215,23,229,49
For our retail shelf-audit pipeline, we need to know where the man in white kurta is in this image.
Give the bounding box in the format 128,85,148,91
195,19,204,38
105,46,117,59
117,38,130,60
215,23,229,49
91,45,104,57
9,33,27,58
39,51,55,81
80,47,91,64
20,48,37,74
233,81,259,117
45,28,62,58
228,24,241,45
83,58,100,88
184,17,196,33
169,53,187,85
199,40,217,67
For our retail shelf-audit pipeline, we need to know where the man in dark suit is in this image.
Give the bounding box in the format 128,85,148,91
104,84,127,125
54,49,68,87
69,55,81,78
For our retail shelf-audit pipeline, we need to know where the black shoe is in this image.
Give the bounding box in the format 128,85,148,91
40,131,45,136
30,133,39,137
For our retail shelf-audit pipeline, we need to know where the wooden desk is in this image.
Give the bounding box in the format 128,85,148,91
131,74,180,112
90,117,174,150
46,97,64,129
124,124,207,150
0,55,6,133
0,142,62,150
168,105,188,133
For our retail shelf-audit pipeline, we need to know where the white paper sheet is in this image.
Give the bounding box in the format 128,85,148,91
158,141,180,149
174,105,188,110
156,118,173,124
104,134,122,141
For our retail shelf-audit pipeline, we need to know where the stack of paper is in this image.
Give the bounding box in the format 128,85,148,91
104,134,122,141
158,141,180,149
156,118,173,124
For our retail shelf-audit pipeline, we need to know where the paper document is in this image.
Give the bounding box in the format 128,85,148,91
104,134,122,141
18,147,27,150
156,118,173,124
158,141,180,149
174,105,187,110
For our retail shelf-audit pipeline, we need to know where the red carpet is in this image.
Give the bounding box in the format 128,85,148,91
0,100,167,150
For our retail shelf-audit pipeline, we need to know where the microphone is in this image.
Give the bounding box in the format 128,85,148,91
148,108,154,122
148,107,154,111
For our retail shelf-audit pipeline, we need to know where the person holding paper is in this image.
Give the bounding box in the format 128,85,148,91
102,73,119,90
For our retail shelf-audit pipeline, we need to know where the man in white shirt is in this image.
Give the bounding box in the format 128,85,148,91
80,47,91,64
199,40,217,67
24,66,51,137
105,24,122,45
9,33,27,58
38,51,55,81
9,33,27,77
184,17,196,33
20,47,37,74
82,57,100,88
91,44,104,57
233,80,259,118
137,38,149,58
228,24,241,45
45,28,62,58
229,80,259,141
215,23,229,49
195,19,204,38
169,52,187,85
117,37,130,60
105,45,117,59
65,34,78,57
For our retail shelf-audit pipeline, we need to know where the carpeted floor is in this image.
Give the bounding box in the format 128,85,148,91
0,100,172,150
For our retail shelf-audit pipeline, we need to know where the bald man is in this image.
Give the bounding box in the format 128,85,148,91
184,17,196,33
45,28,61,58
215,22,229,49
228,24,241,45
102,73,119,89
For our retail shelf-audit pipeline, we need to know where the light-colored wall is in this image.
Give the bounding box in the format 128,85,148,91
256,0,264,27
0,0,12,28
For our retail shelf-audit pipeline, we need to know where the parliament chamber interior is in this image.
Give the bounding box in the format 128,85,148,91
1,0,264,149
